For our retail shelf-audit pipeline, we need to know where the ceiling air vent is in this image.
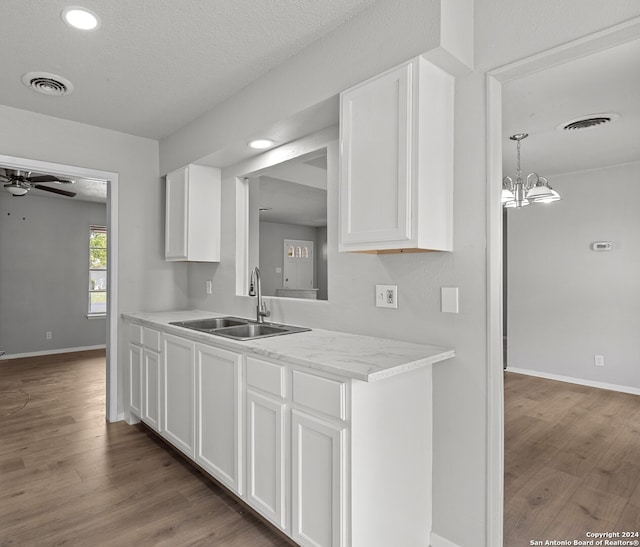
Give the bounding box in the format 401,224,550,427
559,113,619,131
21,72,74,96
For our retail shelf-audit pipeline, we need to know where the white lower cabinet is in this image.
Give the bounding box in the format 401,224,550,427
291,410,346,547
195,343,243,494
162,334,196,457
123,322,433,547
142,348,162,432
128,343,142,418
246,356,347,547
246,388,287,530
127,323,161,431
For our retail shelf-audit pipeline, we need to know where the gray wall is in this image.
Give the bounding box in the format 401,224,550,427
0,193,107,355
507,162,640,389
0,104,189,417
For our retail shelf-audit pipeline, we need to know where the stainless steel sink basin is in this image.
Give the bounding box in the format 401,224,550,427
214,324,288,339
170,316,310,340
170,317,248,331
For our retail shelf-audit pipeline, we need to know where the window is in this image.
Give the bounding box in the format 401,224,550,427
89,225,107,316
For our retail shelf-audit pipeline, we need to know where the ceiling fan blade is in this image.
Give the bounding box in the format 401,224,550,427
28,175,72,183
33,184,77,197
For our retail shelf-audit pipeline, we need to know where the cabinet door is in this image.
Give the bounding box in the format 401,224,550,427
165,166,188,260
128,343,142,418
291,410,346,547
340,62,412,247
142,349,161,432
195,344,242,493
162,334,195,456
246,389,286,530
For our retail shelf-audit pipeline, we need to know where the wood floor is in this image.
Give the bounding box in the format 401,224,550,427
4,354,639,546
504,372,640,546
0,351,292,546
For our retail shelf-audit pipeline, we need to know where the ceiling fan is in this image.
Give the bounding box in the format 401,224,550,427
1,169,77,198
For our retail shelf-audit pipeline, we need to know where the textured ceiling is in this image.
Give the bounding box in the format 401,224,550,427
0,0,378,139
502,37,640,177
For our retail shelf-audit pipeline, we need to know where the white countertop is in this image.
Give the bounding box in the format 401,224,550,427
122,310,454,382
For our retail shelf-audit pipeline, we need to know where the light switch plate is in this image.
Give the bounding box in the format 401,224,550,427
441,287,459,313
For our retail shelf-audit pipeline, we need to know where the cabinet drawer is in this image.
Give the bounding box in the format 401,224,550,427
143,327,161,352
128,323,143,345
292,370,346,420
246,357,285,398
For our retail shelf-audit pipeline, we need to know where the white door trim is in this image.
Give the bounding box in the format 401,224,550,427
485,16,640,547
0,154,119,422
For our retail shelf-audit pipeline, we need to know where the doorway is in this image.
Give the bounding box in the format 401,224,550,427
0,153,119,422
486,18,640,546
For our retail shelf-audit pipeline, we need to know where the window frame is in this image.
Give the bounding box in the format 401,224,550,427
88,224,107,317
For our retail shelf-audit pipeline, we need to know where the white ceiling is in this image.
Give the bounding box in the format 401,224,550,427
0,0,377,140
502,37,640,178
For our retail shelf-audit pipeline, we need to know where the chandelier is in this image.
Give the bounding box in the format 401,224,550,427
502,133,561,208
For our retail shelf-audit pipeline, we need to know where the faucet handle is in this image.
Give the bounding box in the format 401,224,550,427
259,302,270,318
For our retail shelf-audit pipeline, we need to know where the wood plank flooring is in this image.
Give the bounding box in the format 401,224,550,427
504,372,640,546
5,353,638,546
0,351,292,546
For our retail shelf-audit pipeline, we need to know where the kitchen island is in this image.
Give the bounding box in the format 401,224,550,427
123,310,454,547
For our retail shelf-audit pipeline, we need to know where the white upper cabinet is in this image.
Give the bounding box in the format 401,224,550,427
339,56,454,253
165,164,221,262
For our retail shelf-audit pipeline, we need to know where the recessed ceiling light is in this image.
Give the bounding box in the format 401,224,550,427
248,139,275,150
61,6,101,30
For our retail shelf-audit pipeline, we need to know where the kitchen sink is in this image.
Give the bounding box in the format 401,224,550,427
170,317,248,331
170,316,310,340
214,324,288,339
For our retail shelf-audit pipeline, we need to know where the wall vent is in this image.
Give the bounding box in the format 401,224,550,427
559,113,618,131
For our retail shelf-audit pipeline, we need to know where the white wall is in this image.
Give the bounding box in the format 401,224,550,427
0,193,107,355
168,2,640,545
0,104,188,416
507,162,640,389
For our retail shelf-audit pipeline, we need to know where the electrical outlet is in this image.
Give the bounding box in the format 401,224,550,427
594,354,605,367
205,280,213,295
375,285,398,309
46,331,52,340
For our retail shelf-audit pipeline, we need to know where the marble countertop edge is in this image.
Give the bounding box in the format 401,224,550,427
121,310,455,382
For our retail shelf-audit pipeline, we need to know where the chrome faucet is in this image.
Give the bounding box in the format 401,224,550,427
249,266,270,323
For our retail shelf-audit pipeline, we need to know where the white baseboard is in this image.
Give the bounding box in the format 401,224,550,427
431,532,460,547
507,367,640,396
0,344,106,361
